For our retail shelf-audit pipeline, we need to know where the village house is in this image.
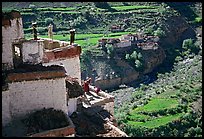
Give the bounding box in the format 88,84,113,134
110,25,123,32
97,31,160,51
2,10,126,137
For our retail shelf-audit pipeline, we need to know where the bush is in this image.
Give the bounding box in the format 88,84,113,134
194,17,202,24
154,27,166,38
182,39,200,54
144,26,154,35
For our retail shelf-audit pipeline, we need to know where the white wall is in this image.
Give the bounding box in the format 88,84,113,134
116,41,131,48
43,56,81,84
2,17,24,70
2,77,67,126
22,40,44,64
67,98,77,116
2,90,12,126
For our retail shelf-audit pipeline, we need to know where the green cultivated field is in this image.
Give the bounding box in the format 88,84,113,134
112,5,157,11
39,31,132,48
125,98,183,128
127,113,184,128
133,98,179,112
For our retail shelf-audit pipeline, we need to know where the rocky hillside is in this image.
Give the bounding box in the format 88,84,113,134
80,12,196,90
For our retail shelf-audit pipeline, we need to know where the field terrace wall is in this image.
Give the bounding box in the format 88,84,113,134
2,65,67,126
2,10,24,70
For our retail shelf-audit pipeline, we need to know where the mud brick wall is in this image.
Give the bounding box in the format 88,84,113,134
2,72,67,126
2,11,24,70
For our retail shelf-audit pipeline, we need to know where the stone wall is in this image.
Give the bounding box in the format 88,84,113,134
95,72,139,90
95,77,121,90
2,76,67,126
2,12,24,70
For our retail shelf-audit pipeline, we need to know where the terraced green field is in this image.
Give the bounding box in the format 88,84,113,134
127,113,184,128
112,5,158,11
125,98,182,128
38,31,132,48
133,98,179,112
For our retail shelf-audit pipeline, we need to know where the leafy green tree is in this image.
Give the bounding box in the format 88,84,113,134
45,18,54,26
135,59,142,69
106,44,114,58
94,2,116,12
125,53,130,60
130,51,138,59
137,52,143,60
29,4,37,11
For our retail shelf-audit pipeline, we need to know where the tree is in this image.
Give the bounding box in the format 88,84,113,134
125,54,130,60
106,44,114,58
130,51,138,59
137,52,143,60
45,18,54,26
135,59,142,69
94,2,110,9
29,4,37,11
94,2,117,12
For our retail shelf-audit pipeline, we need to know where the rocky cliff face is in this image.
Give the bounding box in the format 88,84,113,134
81,45,165,90
142,46,166,74
160,16,196,46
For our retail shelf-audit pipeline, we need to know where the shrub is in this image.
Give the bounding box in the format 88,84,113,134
154,27,166,38
194,17,202,24
182,39,200,54
144,26,154,35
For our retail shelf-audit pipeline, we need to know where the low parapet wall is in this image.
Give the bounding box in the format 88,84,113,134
43,45,81,63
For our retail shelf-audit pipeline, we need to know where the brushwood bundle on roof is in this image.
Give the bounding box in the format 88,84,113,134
66,78,84,98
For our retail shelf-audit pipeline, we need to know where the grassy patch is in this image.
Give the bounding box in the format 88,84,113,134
133,98,179,112
194,17,202,23
127,113,152,122
127,113,184,128
112,5,157,11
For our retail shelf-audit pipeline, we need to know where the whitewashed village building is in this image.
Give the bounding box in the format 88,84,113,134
2,10,123,137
